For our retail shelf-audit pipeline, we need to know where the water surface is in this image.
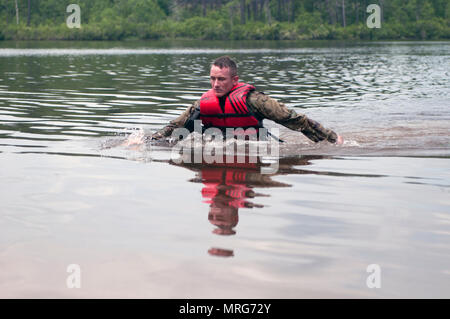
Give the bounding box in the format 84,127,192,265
0,40,449,298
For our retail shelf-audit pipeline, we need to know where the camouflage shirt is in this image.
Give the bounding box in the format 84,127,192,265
151,90,338,143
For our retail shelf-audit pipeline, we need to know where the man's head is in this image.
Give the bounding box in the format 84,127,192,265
208,203,238,235
210,56,239,98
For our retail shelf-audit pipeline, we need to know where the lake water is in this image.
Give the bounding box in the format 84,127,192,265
0,40,449,298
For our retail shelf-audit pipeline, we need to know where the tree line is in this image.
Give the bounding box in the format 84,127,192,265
1,0,449,40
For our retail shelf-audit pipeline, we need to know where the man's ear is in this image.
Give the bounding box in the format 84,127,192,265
232,75,239,85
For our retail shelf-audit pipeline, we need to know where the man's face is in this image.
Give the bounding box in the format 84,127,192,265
210,65,238,98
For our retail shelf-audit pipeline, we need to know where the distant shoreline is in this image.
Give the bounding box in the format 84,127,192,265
1,21,449,42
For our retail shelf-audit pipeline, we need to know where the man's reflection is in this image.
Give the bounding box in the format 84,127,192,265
201,165,265,237
172,155,326,257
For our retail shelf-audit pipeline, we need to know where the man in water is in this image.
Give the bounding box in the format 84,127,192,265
150,56,343,144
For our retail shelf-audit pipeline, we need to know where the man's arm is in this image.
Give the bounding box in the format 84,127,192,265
150,100,200,140
247,91,341,144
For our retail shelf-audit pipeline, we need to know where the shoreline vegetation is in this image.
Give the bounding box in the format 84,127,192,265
1,0,449,41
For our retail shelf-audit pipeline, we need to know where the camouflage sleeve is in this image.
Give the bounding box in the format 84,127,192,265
247,91,338,143
150,100,200,140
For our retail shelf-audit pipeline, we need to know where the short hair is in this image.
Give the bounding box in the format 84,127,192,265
212,56,238,77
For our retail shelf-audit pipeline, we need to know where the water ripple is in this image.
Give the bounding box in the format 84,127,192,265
0,42,449,156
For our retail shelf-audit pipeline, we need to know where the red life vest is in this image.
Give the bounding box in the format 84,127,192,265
199,83,262,130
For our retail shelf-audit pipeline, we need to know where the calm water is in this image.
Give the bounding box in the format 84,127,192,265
0,40,449,298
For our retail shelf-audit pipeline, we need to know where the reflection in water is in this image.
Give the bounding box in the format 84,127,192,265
172,155,329,257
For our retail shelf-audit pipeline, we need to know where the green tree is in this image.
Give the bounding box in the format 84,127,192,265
14,0,19,24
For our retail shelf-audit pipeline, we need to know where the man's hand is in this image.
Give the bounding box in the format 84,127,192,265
150,132,164,140
336,135,344,145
